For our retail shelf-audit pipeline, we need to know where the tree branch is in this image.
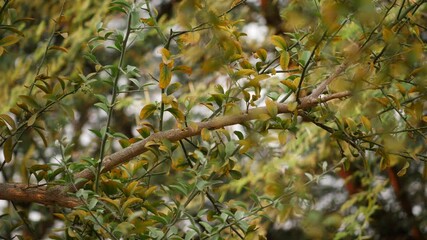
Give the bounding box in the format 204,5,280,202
0,183,81,208
0,91,351,207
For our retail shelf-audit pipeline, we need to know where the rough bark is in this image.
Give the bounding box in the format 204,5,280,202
0,91,350,207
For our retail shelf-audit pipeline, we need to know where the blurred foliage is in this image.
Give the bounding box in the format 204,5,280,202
0,0,426,239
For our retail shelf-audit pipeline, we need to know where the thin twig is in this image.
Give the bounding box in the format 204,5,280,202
94,10,133,193
29,1,67,95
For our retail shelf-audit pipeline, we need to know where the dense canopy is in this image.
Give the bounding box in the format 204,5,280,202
0,0,426,239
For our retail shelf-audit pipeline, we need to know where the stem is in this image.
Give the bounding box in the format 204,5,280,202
144,0,167,44
159,89,165,131
29,1,66,95
94,11,132,193
295,30,327,103
0,0,10,19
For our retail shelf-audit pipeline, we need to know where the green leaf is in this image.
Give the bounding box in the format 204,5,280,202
88,198,98,210
89,129,102,138
139,104,157,119
94,102,109,114
18,95,40,109
211,94,224,106
166,82,182,95
185,229,198,240
94,94,109,105
299,51,311,66
229,170,242,180
196,179,209,190
34,127,48,147
234,131,244,140
165,107,184,122
159,62,172,89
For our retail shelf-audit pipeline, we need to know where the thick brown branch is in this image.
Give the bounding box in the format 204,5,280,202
72,91,351,189
0,183,81,208
0,91,351,207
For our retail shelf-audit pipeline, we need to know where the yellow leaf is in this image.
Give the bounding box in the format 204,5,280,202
344,117,357,132
0,114,16,130
422,116,427,122
374,97,389,107
231,0,243,8
424,162,427,180
188,122,199,132
278,131,287,145
165,107,185,122
380,156,389,170
49,45,68,53
140,17,154,26
172,65,192,75
0,35,20,47
395,83,406,95
99,197,120,211
139,104,157,119
160,48,171,64
256,48,267,62
265,98,278,117
280,51,290,70
382,27,393,43
27,113,38,126
271,35,287,51
238,139,251,154
280,80,297,91
258,113,271,121
3,138,13,163
288,102,297,111
360,116,372,131
201,128,211,141
159,62,173,89
125,181,139,196
162,93,173,105
122,197,143,210
397,161,410,177
387,94,401,109
236,69,256,76
142,186,157,198
53,213,66,220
